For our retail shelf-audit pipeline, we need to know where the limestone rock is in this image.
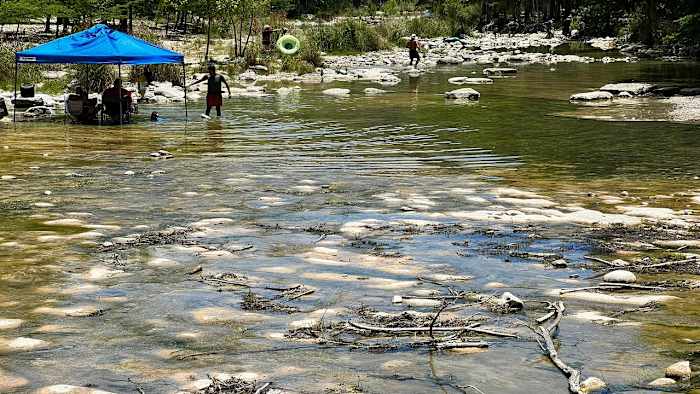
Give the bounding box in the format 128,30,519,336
570,91,614,101
580,377,606,393
600,83,654,95
364,88,386,95
322,88,350,97
648,377,676,387
602,270,636,283
665,360,691,380
496,292,524,311
445,88,480,100
448,77,493,85
551,259,568,268
35,385,116,394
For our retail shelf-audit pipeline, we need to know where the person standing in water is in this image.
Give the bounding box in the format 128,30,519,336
189,65,231,117
406,34,421,67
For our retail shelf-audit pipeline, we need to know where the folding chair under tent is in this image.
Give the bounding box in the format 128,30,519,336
13,23,187,123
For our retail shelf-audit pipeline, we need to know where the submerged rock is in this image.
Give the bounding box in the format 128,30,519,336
482,67,517,76
0,337,50,353
580,377,606,393
0,367,28,391
322,88,350,97
602,270,636,283
665,360,691,380
648,377,676,387
570,91,614,101
552,290,678,306
445,88,480,100
448,77,493,85
35,385,116,394
364,88,386,95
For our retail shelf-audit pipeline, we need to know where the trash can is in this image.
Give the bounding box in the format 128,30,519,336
20,84,35,98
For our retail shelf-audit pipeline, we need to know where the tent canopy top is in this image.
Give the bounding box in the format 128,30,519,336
15,24,184,65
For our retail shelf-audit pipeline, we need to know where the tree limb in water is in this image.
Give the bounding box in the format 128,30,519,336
535,302,583,393
348,321,517,338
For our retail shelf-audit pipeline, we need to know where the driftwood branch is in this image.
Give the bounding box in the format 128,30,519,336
348,321,517,338
535,301,583,394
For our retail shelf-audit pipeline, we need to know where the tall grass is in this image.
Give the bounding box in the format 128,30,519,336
303,19,389,54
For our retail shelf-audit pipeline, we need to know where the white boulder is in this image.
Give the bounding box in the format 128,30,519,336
323,88,350,97
570,91,614,101
602,270,636,283
445,88,480,100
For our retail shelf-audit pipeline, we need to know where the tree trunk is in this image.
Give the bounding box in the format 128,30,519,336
165,12,170,35
129,4,133,33
242,14,254,56
205,13,212,62
44,16,51,33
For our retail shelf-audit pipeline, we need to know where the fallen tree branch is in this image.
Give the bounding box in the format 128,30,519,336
634,257,697,270
535,301,583,393
253,382,271,394
434,341,489,350
348,321,517,338
560,283,666,294
583,255,617,266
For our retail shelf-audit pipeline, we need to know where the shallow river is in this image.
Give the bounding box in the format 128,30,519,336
0,58,699,393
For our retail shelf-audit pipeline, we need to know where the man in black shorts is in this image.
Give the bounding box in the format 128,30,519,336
407,34,421,67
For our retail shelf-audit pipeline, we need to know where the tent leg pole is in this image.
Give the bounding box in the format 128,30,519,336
118,64,123,126
13,60,18,123
183,62,188,122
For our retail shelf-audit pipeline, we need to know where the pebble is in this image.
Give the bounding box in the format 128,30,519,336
124,170,135,175
580,377,606,393
665,360,691,380
648,377,677,387
44,190,52,195
602,270,636,283
0,175,16,180
322,88,350,96
484,281,507,289
392,295,403,303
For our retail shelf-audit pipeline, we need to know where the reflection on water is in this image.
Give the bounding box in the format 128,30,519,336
0,60,699,393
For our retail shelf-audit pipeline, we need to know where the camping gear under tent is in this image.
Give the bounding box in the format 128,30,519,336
13,24,187,123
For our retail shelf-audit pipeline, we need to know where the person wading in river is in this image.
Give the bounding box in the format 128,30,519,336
189,65,231,118
407,34,421,67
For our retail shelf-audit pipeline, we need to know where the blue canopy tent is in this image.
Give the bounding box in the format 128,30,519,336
13,24,187,122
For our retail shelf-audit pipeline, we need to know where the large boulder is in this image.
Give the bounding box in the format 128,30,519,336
445,88,480,100
665,360,691,380
602,270,636,283
600,83,655,95
570,91,614,101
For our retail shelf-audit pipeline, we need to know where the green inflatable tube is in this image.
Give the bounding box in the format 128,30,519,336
277,34,300,55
